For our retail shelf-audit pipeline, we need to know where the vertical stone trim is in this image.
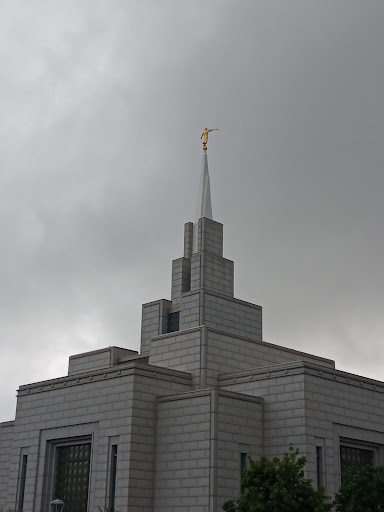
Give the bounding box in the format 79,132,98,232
209,389,218,512
184,222,194,259
140,300,171,353
200,327,208,388
159,300,168,335
171,258,191,303
199,289,205,326
152,396,160,512
201,251,206,289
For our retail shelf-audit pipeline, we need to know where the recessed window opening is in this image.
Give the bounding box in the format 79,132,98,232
316,446,323,488
167,312,180,333
240,452,247,491
340,442,375,477
109,444,118,510
17,454,28,512
54,442,91,512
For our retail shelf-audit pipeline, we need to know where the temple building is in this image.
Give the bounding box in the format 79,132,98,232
1,148,384,512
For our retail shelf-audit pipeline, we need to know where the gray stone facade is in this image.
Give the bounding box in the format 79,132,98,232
1,215,383,511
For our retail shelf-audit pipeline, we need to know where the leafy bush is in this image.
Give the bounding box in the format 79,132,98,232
334,465,384,512
223,447,331,512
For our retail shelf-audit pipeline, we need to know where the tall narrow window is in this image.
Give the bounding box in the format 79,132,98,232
316,446,323,488
109,445,118,510
240,452,247,491
17,454,28,511
54,442,91,512
240,452,247,473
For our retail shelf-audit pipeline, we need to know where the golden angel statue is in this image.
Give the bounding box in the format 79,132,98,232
201,128,218,149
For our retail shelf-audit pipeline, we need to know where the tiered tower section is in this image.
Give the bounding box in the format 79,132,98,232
141,151,262,388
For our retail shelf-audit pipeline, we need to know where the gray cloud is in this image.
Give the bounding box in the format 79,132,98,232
1,0,384,421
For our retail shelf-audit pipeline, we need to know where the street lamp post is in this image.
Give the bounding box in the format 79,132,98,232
50,498,64,512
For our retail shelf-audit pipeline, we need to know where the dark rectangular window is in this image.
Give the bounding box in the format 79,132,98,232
17,454,28,511
340,445,374,475
54,443,91,512
240,452,247,491
316,446,323,488
167,312,180,333
240,452,247,472
109,445,118,510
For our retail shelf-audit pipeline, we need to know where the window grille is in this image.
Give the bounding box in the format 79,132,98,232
54,443,91,512
340,445,374,475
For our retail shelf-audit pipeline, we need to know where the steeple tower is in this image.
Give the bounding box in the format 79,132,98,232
140,142,263,389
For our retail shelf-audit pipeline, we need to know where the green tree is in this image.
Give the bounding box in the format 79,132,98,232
223,447,331,512
334,465,384,512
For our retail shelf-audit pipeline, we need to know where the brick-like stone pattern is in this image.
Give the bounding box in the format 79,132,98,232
140,300,171,354
4,212,384,510
303,368,384,495
204,253,234,296
154,389,263,512
179,291,200,330
190,253,202,291
68,346,138,376
0,421,14,510
216,392,263,511
149,329,202,387
206,329,334,387
68,349,111,375
190,253,234,297
154,391,212,511
219,360,384,497
127,371,192,511
171,257,191,305
1,363,191,512
184,222,194,259
219,365,307,461
204,293,262,341
197,218,223,257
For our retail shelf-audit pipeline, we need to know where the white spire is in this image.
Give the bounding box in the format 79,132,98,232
197,151,213,220
193,151,213,253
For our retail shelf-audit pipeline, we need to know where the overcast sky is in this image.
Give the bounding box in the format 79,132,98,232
1,1,384,422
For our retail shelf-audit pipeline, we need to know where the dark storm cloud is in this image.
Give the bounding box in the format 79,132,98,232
1,0,384,421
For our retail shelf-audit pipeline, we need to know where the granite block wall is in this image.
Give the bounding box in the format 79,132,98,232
216,392,264,510
180,291,200,330
126,370,192,512
154,391,212,512
0,421,14,510
204,293,262,340
68,346,138,376
171,257,191,306
303,367,384,495
218,363,307,460
141,300,171,354
197,218,223,257
206,329,334,386
219,360,384,497
154,389,263,512
190,253,234,297
2,363,191,512
149,328,202,387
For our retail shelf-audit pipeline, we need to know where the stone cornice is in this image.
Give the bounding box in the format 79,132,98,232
17,362,192,397
218,359,384,393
